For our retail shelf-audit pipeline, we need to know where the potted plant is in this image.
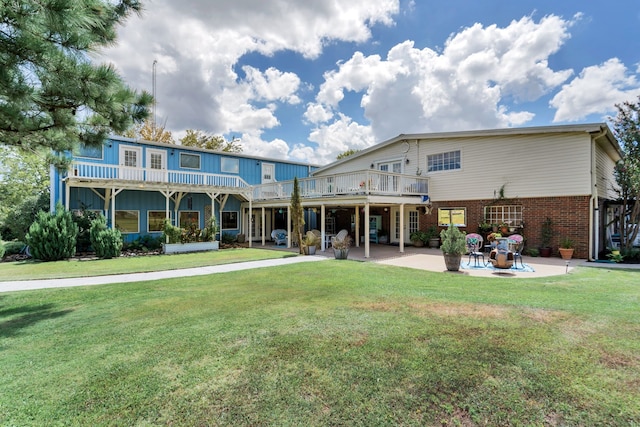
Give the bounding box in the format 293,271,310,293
559,237,575,260
378,228,389,244
440,224,467,271
302,231,320,255
331,233,352,259
539,217,553,257
426,225,440,248
499,222,509,234
410,230,428,247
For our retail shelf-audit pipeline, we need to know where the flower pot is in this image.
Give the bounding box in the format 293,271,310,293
305,245,317,255
429,238,440,248
559,248,574,260
412,239,424,247
333,248,349,259
539,247,552,257
443,253,462,271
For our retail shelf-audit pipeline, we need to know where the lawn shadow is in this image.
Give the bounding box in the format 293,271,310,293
0,299,73,339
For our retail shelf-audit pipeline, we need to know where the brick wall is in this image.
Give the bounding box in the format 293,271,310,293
419,196,591,259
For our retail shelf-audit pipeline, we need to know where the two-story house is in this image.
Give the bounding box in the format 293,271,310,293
51,123,622,261
50,135,318,245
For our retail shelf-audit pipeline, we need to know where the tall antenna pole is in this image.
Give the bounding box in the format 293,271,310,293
152,60,157,134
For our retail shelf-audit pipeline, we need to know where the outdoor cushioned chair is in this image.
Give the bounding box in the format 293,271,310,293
271,229,287,246
507,234,525,268
466,233,485,267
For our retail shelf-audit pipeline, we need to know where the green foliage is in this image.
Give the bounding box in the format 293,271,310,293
440,224,467,255
2,241,26,256
162,220,182,244
0,191,50,241
526,248,539,257
25,204,78,261
560,237,575,249
89,215,122,259
200,216,219,242
123,235,163,252
336,148,360,160
612,97,640,250
290,177,305,254
410,230,429,243
0,240,4,259
180,130,242,152
72,206,100,252
0,0,152,169
221,232,236,244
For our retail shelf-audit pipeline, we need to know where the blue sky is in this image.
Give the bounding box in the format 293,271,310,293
103,0,640,164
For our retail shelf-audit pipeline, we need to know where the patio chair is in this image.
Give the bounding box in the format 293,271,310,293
465,233,485,267
270,229,287,246
508,234,524,268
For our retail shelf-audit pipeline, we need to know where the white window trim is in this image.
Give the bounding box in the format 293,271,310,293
147,210,169,233
179,152,201,170
426,149,462,173
222,211,240,229
77,144,104,160
115,210,140,234
179,210,200,228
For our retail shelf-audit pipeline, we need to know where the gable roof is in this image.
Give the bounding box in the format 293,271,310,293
313,123,621,174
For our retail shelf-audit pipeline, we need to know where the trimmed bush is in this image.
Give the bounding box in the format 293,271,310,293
25,204,78,261
3,241,26,256
0,241,5,259
89,216,123,259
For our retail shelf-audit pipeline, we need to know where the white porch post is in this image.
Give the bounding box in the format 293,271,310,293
64,182,70,211
248,201,252,248
399,204,405,253
165,191,170,243
320,205,326,251
364,203,370,258
111,188,116,230
355,205,360,247
287,206,292,248
261,207,266,246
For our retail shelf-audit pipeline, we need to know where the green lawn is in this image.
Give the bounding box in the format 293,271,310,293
1,261,639,425
0,248,293,281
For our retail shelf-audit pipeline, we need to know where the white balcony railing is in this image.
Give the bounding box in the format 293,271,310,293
69,161,250,189
252,170,428,200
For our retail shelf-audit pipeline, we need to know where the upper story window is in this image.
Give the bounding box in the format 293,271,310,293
427,150,460,172
221,157,239,173
180,153,201,169
78,143,103,160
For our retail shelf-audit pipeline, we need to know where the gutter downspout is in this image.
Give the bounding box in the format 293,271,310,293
589,128,607,261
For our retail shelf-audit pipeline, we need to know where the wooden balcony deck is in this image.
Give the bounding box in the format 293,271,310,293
252,170,429,201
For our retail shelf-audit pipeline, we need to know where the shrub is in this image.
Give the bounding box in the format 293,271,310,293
25,204,78,261
89,215,123,259
0,192,50,241
72,207,100,252
162,220,182,244
221,232,236,244
3,241,26,256
124,234,162,252
0,241,5,259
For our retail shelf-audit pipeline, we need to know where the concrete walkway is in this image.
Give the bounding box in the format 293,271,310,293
0,255,326,293
1,245,637,293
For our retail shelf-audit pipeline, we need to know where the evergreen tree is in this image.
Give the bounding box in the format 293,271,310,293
26,204,78,261
612,97,640,250
290,177,305,254
0,0,152,169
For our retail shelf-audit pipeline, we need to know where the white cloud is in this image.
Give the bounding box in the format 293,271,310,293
306,114,375,164
99,0,400,163
551,58,640,122
307,14,576,148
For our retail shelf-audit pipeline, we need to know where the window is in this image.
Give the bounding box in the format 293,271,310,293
115,210,139,233
78,143,103,159
180,153,201,169
484,205,524,227
438,208,466,227
222,211,239,229
221,157,239,173
148,211,167,232
428,150,461,172
179,211,200,228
